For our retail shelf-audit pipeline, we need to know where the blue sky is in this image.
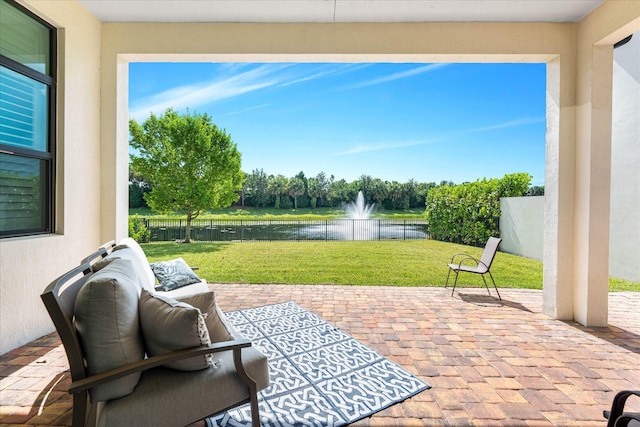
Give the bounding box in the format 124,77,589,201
129,62,546,186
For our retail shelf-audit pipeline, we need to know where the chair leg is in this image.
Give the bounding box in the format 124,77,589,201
250,390,260,426
445,268,452,288
487,271,501,300
451,270,459,297
481,275,491,297
233,348,261,426
72,393,89,427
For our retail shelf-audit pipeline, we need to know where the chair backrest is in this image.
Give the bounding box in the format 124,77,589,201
80,240,116,273
480,237,502,269
41,263,93,382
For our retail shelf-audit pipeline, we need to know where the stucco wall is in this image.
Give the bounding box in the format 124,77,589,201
501,189,639,281
610,31,640,282
500,197,544,261
0,1,103,354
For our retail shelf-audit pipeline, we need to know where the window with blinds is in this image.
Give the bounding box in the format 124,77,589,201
0,0,56,237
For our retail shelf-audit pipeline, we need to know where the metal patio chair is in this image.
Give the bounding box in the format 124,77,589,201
445,236,502,300
604,390,640,427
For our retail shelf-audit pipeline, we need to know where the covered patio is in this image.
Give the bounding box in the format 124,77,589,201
2,284,639,426
2,0,639,357
1,0,640,425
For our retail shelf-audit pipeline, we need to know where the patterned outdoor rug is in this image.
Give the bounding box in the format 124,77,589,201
206,301,430,427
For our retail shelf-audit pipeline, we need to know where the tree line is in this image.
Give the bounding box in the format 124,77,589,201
131,168,544,212
129,169,438,211
238,170,446,211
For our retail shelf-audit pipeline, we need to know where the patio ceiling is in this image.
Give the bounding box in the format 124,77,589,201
77,0,604,23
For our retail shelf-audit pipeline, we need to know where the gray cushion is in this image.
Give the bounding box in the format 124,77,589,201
74,258,144,402
139,290,214,371
150,258,202,292
114,237,157,292
107,247,155,293
97,345,270,427
177,291,233,343
90,256,117,272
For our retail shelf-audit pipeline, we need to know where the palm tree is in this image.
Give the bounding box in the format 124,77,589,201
288,177,305,209
267,174,288,209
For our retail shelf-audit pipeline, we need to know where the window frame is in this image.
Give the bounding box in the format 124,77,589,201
0,0,57,238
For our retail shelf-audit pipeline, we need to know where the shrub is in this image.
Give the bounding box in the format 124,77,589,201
128,215,150,243
425,173,532,246
279,195,293,209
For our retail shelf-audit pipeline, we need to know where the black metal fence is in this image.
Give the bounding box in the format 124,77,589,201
143,218,429,242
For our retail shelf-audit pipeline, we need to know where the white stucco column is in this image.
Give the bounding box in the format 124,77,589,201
572,45,613,327
100,43,130,243
543,57,576,321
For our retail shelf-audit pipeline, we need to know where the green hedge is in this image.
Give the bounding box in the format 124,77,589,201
128,214,150,243
425,173,532,246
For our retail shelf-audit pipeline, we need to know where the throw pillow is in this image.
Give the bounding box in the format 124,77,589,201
74,258,144,401
150,257,202,292
177,291,234,343
139,289,215,371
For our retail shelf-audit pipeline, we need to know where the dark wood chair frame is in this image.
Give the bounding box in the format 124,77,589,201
41,260,261,427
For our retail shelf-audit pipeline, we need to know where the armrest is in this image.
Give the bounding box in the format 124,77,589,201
450,253,479,267
69,338,252,394
449,252,467,263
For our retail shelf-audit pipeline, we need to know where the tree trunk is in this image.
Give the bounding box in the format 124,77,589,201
184,218,192,243
184,208,193,243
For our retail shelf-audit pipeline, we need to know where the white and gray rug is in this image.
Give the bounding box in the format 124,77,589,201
206,301,430,427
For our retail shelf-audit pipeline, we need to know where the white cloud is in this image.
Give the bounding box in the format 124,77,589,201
336,116,544,155
222,103,271,116
129,63,372,121
464,117,545,133
344,63,449,90
337,140,434,155
129,64,289,121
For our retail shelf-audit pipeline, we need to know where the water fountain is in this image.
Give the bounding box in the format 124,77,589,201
345,191,375,219
292,190,427,241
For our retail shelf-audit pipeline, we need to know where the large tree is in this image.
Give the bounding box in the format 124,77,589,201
267,174,288,209
246,168,270,208
129,109,243,243
288,176,306,209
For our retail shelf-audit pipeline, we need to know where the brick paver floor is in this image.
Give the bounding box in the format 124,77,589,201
1,285,639,426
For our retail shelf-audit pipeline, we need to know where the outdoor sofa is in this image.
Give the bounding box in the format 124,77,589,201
41,238,269,427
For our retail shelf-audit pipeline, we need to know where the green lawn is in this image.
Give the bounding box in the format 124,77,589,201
141,240,639,292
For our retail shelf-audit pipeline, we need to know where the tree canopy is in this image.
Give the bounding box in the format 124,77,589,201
129,109,243,242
